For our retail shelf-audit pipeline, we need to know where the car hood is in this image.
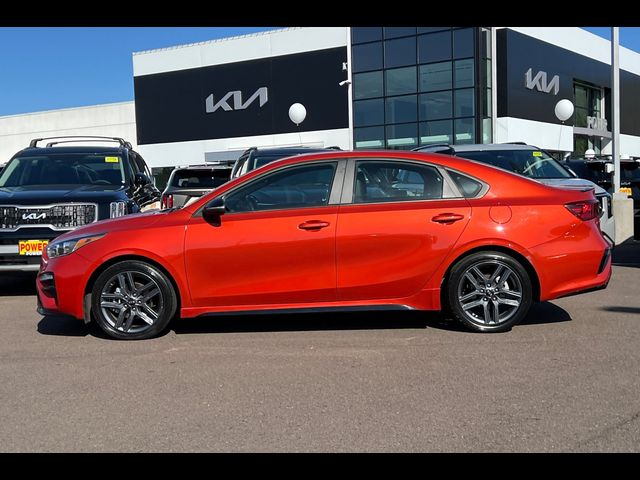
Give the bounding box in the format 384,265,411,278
52,209,169,243
535,178,608,196
0,184,127,205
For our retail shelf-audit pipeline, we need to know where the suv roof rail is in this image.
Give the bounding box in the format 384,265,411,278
412,143,455,154
29,136,132,149
502,141,529,145
326,145,342,150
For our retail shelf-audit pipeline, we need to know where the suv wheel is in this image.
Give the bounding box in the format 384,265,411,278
91,260,177,340
446,251,532,332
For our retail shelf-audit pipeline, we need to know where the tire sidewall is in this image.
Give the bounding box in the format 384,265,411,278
91,260,177,340
447,251,532,333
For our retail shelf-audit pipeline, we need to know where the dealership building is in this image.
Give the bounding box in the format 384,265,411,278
2,26,640,186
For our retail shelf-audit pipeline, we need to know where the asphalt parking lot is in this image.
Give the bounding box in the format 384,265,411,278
1,241,639,452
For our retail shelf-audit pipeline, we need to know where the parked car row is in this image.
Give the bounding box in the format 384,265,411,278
0,135,617,340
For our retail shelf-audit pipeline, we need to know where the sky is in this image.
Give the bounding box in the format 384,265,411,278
0,27,638,117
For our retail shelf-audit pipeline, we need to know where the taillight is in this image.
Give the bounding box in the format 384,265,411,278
565,200,601,221
161,194,173,209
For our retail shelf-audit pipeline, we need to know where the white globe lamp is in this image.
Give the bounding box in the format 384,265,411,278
554,99,574,122
288,103,307,126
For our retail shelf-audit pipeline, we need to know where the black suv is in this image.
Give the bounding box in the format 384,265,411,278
564,156,640,239
230,146,342,180
0,136,160,272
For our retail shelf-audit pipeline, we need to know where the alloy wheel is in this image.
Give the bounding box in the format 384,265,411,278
99,270,164,334
456,260,523,326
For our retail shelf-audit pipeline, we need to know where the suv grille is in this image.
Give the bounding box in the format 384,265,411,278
0,204,98,231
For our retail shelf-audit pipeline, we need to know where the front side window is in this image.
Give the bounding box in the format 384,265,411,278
354,161,443,203
225,163,337,213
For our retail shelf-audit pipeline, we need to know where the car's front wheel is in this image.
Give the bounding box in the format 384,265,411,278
446,251,533,332
91,260,177,340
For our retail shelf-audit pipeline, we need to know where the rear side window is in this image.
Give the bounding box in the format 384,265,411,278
171,170,230,189
447,170,484,198
354,161,443,203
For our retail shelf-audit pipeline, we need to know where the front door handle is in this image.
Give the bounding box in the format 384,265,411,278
298,220,331,231
432,213,465,224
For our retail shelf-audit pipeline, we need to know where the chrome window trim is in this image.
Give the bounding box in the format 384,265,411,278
0,202,99,232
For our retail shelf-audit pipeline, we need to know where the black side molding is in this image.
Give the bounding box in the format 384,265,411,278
196,304,416,318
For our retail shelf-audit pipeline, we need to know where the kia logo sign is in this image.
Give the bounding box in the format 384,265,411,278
205,87,269,113
22,212,46,220
525,68,559,96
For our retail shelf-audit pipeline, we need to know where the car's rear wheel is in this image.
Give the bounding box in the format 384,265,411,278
446,251,532,332
91,260,177,340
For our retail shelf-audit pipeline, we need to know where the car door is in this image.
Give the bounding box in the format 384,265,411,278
184,161,344,308
336,159,472,301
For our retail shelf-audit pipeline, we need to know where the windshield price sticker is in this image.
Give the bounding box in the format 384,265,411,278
532,151,543,157
105,156,120,163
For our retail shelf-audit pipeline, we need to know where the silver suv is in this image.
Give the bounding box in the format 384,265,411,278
414,143,615,245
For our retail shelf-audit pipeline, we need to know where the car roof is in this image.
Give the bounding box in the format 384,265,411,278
15,146,127,156
172,164,233,171
246,146,339,156
450,143,540,152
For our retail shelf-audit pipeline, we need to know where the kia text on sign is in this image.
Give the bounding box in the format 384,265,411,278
205,87,269,113
525,68,559,95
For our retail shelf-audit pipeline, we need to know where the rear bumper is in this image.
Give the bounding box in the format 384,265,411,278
532,222,612,301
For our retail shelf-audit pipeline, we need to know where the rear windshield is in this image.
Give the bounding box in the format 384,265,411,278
170,169,230,188
253,155,289,170
457,149,572,179
0,154,126,187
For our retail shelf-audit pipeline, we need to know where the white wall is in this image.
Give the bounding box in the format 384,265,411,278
495,117,575,152
138,128,351,169
133,27,349,76
0,102,136,163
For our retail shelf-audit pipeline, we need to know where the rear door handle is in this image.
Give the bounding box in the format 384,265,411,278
432,213,465,224
298,220,331,231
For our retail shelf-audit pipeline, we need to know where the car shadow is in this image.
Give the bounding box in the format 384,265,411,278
599,306,640,315
36,315,108,338
0,273,37,296
519,301,572,326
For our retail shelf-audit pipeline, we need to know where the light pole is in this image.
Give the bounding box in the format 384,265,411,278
610,27,635,243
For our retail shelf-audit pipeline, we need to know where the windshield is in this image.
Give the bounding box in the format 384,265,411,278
0,154,126,187
456,149,572,179
253,155,289,170
622,162,640,182
170,169,230,189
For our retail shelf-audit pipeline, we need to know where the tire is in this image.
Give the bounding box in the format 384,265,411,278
91,260,177,340
446,251,532,333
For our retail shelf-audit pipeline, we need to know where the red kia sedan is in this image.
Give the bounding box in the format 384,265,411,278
36,151,612,340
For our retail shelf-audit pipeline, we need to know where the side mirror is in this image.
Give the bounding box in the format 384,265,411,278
202,197,226,226
134,172,152,187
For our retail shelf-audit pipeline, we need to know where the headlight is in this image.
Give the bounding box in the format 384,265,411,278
110,201,127,218
47,233,106,259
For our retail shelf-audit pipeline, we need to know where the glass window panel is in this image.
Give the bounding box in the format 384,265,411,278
385,124,419,149
454,118,475,144
483,88,492,117
384,27,416,39
481,28,491,59
354,98,384,127
419,91,453,121
419,120,453,145
384,37,416,68
352,27,382,44
353,71,384,100
226,164,336,213
454,88,475,117
590,89,601,112
418,31,452,64
453,28,474,59
385,66,417,96
386,95,417,124
354,161,443,202
352,42,383,72
574,85,588,109
454,59,474,88
482,117,492,144
417,27,451,34
419,61,452,92
355,126,385,149
574,107,588,128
